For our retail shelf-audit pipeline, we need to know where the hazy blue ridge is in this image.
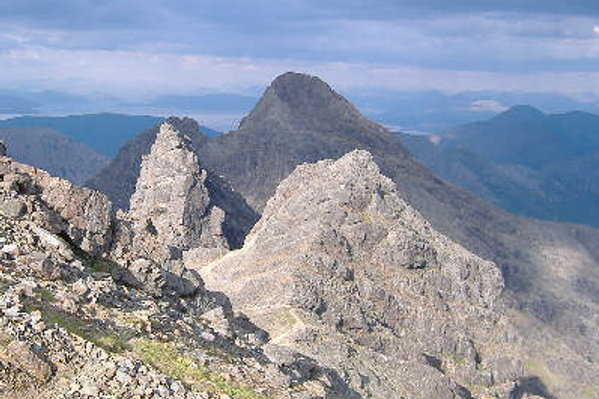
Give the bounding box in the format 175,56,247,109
0,113,223,157
398,105,599,228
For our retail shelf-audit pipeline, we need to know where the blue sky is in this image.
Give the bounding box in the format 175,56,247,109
2,0,599,114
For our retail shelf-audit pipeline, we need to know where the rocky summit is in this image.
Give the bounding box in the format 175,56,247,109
86,116,258,249
199,150,579,399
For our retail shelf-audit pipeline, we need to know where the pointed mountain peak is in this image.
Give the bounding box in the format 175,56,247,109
238,72,382,133
268,72,338,106
155,121,189,148
491,104,545,123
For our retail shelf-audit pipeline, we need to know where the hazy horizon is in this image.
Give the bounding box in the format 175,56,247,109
3,1,599,130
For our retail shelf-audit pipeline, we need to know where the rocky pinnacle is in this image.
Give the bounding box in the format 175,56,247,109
127,122,228,264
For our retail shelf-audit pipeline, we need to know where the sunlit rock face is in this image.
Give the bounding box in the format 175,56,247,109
127,122,228,265
201,150,520,399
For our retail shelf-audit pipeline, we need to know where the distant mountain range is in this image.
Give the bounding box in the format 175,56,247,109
345,89,599,133
0,114,162,157
399,105,599,227
4,87,599,134
0,113,221,157
0,127,108,184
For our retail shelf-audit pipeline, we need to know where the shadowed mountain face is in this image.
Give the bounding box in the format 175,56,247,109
89,73,599,352
197,72,414,213
0,127,108,184
399,106,599,227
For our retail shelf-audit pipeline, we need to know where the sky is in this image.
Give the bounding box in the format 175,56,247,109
2,0,599,120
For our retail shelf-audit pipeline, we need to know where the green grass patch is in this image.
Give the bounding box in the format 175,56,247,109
88,258,114,273
133,339,265,399
452,355,466,366
134,339,210,381
34,287,56,302
581,384,598,399
0,332,12,348
37,306,129,353
524,358,568,394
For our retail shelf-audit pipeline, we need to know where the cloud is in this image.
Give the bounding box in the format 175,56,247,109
3,1,599,32
3,7,599,72
2,46,599,103
2,1,599,103
467,100,509,112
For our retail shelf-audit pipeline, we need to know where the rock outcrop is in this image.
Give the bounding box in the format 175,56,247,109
200,150,599,399
200,151,511,398
0,156,113,257
86,117,258,249
126,122,228,265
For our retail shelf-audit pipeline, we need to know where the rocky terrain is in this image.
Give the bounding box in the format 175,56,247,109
9,71,599,399
125,122,229,265
199,150,599,399
0,136,357,399
0,127,108,184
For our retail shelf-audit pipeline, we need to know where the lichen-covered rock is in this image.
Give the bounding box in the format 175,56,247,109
0,340,53,383
0,198,27,218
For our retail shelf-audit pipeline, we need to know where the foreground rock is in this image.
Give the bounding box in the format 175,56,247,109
200,151,599,399
0,155,113,256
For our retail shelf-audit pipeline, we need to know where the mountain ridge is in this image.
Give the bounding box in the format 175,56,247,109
401,105,599,227
4,101,599,397
0,127,109,184
88,73,599,390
